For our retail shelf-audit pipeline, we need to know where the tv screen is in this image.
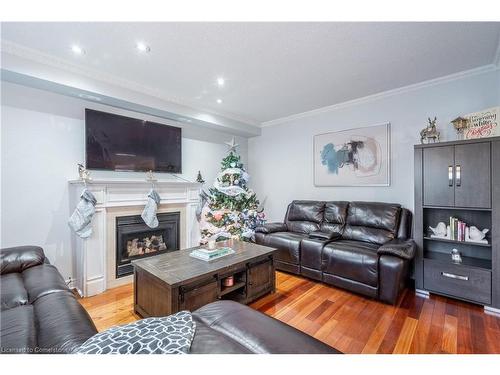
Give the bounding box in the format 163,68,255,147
85,109,182,173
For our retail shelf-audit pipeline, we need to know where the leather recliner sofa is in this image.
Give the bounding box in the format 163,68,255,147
255,201,416,304
0,246,339,354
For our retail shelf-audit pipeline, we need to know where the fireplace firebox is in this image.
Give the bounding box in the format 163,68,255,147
116,212,180,278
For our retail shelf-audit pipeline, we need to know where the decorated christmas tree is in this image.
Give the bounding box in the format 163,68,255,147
199,138,265,243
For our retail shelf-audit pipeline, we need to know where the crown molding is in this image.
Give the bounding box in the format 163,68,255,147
0,39,260,127
261,64,499,128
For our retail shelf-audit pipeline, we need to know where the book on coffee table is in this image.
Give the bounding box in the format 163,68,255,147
190,247,235,261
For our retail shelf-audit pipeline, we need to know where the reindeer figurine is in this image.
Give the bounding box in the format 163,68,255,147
420,117,440,144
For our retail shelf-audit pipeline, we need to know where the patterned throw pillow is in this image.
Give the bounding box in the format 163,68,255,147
76,311,196,354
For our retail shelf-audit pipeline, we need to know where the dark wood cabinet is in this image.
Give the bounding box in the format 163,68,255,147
454,143,491,208
423,146,455,207
423,258,491,305
415,137,499,311
423,143,491,209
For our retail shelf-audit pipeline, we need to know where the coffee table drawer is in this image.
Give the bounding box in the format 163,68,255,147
179,277,218,312
424,259,491,305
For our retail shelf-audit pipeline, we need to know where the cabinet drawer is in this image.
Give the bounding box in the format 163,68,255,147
424,259,491,305
178,277,218,312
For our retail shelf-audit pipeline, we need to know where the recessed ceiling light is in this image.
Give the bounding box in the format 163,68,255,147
71,45,85,55
136,42,151,53
216,99,222,104
216,77,225,87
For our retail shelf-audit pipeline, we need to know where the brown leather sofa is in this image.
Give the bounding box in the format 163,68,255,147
0,246,339,354
255,201,415,304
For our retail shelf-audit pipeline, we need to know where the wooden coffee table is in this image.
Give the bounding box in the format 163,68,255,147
132,239,277,317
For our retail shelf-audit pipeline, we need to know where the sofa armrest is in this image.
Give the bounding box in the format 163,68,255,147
0,246,46,275
255,222,287,234
378,239,416,260
308,231,341,241
192,300,339,354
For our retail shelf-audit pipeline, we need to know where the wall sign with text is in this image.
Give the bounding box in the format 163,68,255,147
464,107,499,140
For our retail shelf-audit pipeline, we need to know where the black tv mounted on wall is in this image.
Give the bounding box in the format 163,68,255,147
85,109,182,173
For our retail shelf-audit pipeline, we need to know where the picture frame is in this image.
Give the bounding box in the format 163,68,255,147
313,123,391,187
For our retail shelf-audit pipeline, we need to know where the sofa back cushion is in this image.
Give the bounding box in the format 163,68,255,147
285,201,324,234
1,246,45,275
320,201,349,234
342,202,401,245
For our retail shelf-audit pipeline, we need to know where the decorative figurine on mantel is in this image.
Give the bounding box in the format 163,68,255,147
77,163,92,184
196,171,205,184
420,117,440,144
145,170,157,182
451,116,469,140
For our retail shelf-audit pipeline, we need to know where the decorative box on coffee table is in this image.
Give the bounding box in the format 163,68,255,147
132,240,277,317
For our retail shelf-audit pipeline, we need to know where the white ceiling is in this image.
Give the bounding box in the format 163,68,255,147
2,22,500,125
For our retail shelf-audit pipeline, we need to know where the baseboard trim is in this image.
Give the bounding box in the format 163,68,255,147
484,306,500,316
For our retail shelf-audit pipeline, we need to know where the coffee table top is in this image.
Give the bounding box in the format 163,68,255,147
132,239,277,287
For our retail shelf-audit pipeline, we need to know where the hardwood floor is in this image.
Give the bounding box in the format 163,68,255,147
79,271,500,354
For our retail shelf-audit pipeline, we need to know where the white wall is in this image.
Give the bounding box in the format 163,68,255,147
248,69,500,222
0,82,247,280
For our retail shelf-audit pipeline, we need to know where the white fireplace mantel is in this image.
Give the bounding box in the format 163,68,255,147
68,178,202,297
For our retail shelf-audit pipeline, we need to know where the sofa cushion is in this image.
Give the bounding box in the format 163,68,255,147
260,232,306,265
23,264,70,303
192,300,338,354
191,319,253,354
33,292,98,353
322,240,379,287
1,273,28,311
342,202,401,245
0,305,37,353
285,201,324,234
300,237,331,271
1,246,45,275
320,201,349,234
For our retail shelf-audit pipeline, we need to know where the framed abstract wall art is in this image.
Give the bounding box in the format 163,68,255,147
313,123,390,186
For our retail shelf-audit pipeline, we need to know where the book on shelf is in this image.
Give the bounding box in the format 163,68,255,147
448,217,471,242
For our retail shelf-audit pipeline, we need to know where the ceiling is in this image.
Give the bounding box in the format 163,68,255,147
1,22,500,125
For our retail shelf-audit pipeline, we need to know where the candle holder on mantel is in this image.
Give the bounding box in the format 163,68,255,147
451,116,469,140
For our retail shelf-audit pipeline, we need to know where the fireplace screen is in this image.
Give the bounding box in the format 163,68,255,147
116,212,180,278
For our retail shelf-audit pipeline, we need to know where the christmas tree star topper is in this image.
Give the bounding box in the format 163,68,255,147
224,137,239,153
